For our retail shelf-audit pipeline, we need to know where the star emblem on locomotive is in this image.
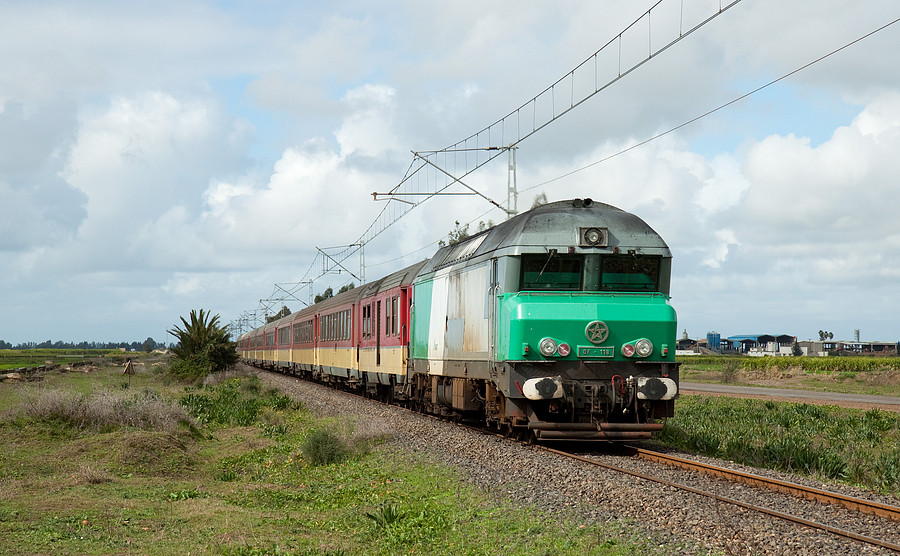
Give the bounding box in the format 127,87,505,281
585,320,610,344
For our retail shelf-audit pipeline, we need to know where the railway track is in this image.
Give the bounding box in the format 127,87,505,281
376,391,900,551
412,401,900,552
256,367,900,553
540,444,900,553
627,446,900,523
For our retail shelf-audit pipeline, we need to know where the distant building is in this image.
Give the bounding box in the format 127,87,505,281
675,334,899,357
722,334,796,356
798,340,899,357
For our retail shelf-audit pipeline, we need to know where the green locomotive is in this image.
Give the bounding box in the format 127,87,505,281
407,198,678,440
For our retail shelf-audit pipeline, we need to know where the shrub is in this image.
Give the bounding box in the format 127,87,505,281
180,382,262,426
19,388,197,433
720,359,740,383
169,356,216,382
73,463,114,485
179,377,299,427
168,309,238,381
301,428,349,466
366,500,407,531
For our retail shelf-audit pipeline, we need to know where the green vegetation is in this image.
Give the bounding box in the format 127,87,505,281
0,362,664,555
0,349,120,371
15,387,197,434
679,355,900,373
168,309,239,381
678,355,900,396
660,396,900,494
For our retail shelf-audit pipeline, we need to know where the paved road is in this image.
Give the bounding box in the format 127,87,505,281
680,381,900,407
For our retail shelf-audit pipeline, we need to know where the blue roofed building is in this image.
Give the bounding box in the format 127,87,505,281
722,334,797,355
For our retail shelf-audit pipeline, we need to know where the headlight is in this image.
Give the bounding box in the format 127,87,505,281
584,227,603,245
635,338,653,358
539,337,558,357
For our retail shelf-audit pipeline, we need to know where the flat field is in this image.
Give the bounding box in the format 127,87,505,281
0,356,650,556
0,349,122,372
678,355,900,397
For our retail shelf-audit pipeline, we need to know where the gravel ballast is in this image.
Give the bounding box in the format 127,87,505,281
253,367,900,555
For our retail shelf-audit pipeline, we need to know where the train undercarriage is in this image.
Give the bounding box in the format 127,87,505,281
405,366,678,441
248,358,678,442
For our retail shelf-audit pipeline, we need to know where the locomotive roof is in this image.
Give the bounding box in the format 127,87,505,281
421,198,670,273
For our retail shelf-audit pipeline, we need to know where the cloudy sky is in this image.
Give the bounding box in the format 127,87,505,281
2,0,899,346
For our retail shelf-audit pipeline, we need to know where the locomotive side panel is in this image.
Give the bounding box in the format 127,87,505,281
446,263,491,358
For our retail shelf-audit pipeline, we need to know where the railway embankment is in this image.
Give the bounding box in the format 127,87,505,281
257,368,900,555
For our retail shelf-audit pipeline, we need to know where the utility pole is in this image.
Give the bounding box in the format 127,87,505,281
507,145,518,217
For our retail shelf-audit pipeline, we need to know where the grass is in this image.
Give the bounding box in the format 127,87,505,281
659,395,900,494
679,355,900,373
14,387,198,434
678,355,900,397
0,349,122,371
0,359,668,555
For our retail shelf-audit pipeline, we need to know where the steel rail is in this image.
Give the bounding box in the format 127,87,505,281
539,446,900,553
255,368,900,552
627,446,900,523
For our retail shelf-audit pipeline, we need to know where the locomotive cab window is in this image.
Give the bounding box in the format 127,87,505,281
520,254,583,291
520,253,663,293
597,255,660,292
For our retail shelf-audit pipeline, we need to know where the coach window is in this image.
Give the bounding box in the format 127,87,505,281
385,299,391,337
362,305,370,338
391,296,399,335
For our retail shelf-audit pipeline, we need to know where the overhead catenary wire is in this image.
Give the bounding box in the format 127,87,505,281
364,0,744,245
519,14,900,195
282,0,745,295
371,14,900,270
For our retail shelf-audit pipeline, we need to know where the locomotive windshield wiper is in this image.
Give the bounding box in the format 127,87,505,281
537,249,557,278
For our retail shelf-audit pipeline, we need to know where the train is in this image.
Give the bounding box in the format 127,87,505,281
238,198,679,441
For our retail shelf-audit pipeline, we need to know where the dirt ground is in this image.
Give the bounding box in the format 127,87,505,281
680,367,900,413
678,387,900,413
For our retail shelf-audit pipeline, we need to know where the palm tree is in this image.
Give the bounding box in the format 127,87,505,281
168,309,238,379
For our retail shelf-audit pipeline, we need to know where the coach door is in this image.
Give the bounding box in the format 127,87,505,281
376,300,382,366
488,258,499,362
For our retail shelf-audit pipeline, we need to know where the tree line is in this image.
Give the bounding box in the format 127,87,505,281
0,337,168,351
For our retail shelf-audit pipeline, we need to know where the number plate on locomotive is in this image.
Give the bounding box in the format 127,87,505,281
577,346,614,358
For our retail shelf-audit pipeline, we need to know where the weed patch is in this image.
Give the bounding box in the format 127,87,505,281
180,377,301,427
72,463,114,485
301,428,350,466
14,387,197,434
661,395,900,493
